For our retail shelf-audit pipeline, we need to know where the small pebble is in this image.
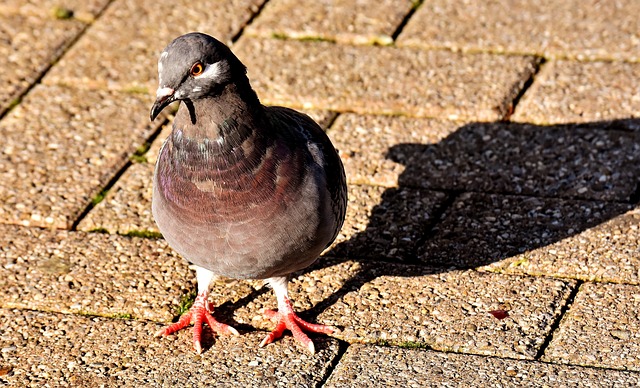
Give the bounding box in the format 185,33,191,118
610,329,630,341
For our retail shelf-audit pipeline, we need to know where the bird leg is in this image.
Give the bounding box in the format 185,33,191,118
155,267,238,354
259,277,333,354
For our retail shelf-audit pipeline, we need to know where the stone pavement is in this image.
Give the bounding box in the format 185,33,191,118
0,0,639,386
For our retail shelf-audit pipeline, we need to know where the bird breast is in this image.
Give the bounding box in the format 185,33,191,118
151,131,334,279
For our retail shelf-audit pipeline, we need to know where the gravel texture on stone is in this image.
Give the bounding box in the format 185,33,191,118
328,114,459,187
0,308,340,387
77,161,159,234
420,193,633,269
331,116,640,202
43,0,266,92
0,84,160,229
544,282,640,371
246,0,414,45
77,120,176,234
513,60,640,125
0,225,200,322
327,185,448,261
0,12,85,116
77,110,336,234
234,259,575,359
484,207,640,284
397,0,640,61
1,0,111,21
324,344,640,387
234,37,539,121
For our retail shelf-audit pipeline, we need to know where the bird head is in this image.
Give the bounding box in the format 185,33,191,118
150,32,245,121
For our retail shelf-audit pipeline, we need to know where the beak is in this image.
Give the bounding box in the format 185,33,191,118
150,87,175,121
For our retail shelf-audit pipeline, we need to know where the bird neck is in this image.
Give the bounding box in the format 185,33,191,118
173,80,264,146
168,80,271,173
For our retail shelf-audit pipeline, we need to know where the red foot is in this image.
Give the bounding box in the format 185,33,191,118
155,292,238,354
259,299,333,354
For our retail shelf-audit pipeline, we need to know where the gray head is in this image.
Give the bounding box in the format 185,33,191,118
150,32,247,121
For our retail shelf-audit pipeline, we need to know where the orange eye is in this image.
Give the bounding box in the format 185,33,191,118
190,62,204,76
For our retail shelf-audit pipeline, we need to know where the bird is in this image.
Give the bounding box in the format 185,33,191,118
149,32,347,355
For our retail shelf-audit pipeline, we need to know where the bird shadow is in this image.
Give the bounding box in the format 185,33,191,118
204,118,639,351
296,118,640,322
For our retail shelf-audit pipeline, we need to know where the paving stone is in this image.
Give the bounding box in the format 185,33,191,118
327,185,448,261
0,0,111,21
513,60,640,125
75,121,172,234
328,114,459,187
395,121,639,202
77,110,336,234
0,308,340,387
246,0,414,45
420,193,633,270
234,37,538,121
484,207,640,284
76,161,159,234
0,12,85,116
234,259,574,359
0,224,283,329
43,0,266,92
324,344,640,387
544,282,640,371
397,0,640,61
330,115,640,201
0,84,160,229
0,225,196,321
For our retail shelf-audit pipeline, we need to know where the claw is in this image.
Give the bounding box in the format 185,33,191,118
155,291,238,353
259,301,333,354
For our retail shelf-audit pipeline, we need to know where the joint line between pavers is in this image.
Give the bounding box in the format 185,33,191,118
410,189,461,262
69,115,171,231
322,112,342,134
404,186,636,207
231,0,273,44
503,57,547,121
534,279,584,360
391,0,425,42
0,0,118,122
315,339,351,388
629,181,640,205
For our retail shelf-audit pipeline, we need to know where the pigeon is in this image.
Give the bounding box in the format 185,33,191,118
149,32,347,355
